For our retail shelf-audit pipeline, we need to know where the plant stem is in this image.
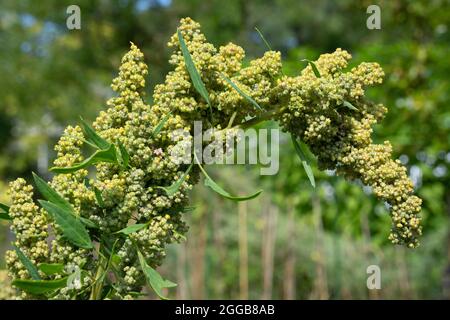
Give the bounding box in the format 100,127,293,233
89,248,108,300
238,107,283,129
215,106,284,137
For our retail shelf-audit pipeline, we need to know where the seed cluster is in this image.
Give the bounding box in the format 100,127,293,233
273,49,422,247
4,17,422,299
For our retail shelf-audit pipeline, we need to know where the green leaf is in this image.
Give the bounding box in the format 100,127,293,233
291,134,316,188
301,59,321,78
0,212,11,220
117,142,130,168
203,177,262,201
39,200,93,249
80,217,99,229
13,245,41,280
182,206,196,213
97,239,119,289
0,203,11,221
157,163,193,197
93,186,105,208
84,178,91,189
220,73,262,110
177,29,212,113
194,153,262,201
33,173,98,229
254,27,272,51
115,223,147,235
342,100,358,111
80,117,111,150
152,112,172,137
0,202,10,213
38,263,65,276
111,254,121,266
50,144,118,174
12,278,68,295
137,250,176,300
33,173,72,212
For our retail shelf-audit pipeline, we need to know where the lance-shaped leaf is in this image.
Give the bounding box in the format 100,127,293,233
13,245,41,280
291,134,316,188
93,186,105,208
254,27,272,51
115,223,147,235
342,100,358,111
50,144,118,174
117,142,130,168
137,250,176,300
12,277,68,295
301,59,321,78
0,203,11,221
194,153,262,201
177,29,212,113
152,112,172,137
0,202,10,213
182,206,196,213
33,173,97,229
220,73,262,111
33,173,72,212
84,177,91,189
39,200,93,249
80,117,110,150
80,217,99,229
0,212,11,221
38,263,65,276
157,163,193,197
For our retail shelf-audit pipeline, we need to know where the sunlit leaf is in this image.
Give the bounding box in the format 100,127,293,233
38,263,65,276
50,144,118,174
0,202,9,213
152,112,172,137
194,153,262,201
137,250,176,300
220,73,262,110
301,59,321,78
177,29,212,114
33,173,72,212
0,203,11,220
39,200,93,249
117,142,130,168
80,117,110,150
13,245,41,280
291,134,316,188
342,100,358,111
254,27,272,51
33,173,97,229
80,217,99,229
157,163,193,197
12,278,68,295
93,186,105,208
0,212,11,220
115,223,147,235
203,176,262,201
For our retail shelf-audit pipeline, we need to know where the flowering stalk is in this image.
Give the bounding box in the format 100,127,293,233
0,17,422,300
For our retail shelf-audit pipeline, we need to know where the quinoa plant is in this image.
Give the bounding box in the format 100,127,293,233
0,18,422,299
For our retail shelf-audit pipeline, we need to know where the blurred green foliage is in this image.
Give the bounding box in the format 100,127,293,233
0,0,449,299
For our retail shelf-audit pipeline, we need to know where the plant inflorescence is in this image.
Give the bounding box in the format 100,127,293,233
0,17,422,300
